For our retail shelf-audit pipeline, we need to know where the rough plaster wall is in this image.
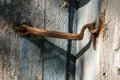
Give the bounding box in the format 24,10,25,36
76,0,101,80
96,0,120,80
0,0,69,80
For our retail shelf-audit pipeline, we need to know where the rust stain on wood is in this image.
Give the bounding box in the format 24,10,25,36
59,1,69,9
98,17,105,37
35,67,41,80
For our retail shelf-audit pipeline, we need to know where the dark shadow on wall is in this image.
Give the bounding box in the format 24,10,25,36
78,0,91,8
19,34,76,63
16,34,76,76
75,40,91,80
64,0,91,10
65,0,90,79
76,40,91,59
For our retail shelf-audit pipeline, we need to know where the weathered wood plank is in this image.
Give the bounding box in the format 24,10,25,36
0,0,75,80
45,0,68,50
0,0,45,80
44,0,69,80
96,0,120,80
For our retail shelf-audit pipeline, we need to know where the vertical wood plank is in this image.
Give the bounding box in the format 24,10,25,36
97,0,120,80
44,0,69,80
0,0,77,80
45,0,68,50
0,0,45,80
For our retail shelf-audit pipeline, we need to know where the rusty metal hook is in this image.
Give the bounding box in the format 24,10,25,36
14,21,100,50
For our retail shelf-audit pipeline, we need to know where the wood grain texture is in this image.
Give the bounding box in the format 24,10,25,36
0,0,44,80
96,0,120,80
45,0,68,50
0,0,69,80
44,0,68,80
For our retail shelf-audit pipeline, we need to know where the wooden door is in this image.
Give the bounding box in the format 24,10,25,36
2,0,119,80
0,0,76,80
